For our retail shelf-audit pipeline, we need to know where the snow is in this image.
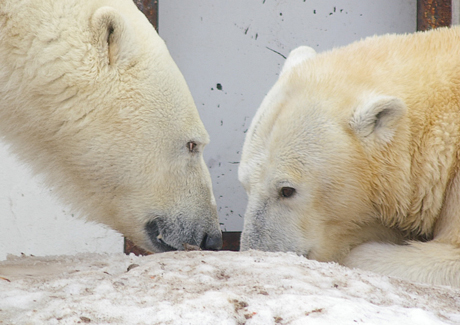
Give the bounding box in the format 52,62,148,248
0,250,459,324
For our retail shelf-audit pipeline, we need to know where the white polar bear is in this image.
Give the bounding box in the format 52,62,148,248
239,27,460,287
0,0,222,252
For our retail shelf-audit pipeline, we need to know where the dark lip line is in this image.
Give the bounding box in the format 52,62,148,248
145,217,179,252
155,236,178,252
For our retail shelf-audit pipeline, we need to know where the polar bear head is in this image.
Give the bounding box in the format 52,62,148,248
0,0,221,252
239,46,410,262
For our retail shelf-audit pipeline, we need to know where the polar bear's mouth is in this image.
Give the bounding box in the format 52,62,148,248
145,219,178,252
155,233,178,251
145,217,223,252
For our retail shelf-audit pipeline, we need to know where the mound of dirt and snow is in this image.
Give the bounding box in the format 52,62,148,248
0,250,459,324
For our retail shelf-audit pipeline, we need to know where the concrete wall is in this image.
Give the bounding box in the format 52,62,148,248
159,0,417,231
453,0,460,25
0,0,416,260
0,142,123,261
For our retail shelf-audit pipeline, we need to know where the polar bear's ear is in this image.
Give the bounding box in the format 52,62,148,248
280,46,316,76
350,95,407,145
91,7,134,66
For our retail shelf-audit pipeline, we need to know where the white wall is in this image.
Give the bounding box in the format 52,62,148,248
0,142,123,261
159,0,417,231
0,1,416,260
453,0,460,25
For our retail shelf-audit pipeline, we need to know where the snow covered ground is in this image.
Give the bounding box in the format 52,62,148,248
0,250,459,324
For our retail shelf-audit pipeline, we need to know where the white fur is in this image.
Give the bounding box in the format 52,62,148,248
240,27,460,287
280,46,317,77
350,95,407,146
343,241,460,286
0,0,222,252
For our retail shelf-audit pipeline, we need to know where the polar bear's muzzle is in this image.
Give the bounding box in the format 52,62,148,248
145,217,223,252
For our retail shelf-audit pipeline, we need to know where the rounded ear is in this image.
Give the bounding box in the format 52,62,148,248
280,46,316,77
349,95,407,146
91,6,135,66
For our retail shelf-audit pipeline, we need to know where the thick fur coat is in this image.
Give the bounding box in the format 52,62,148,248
0,0,222,252
239,27,460,286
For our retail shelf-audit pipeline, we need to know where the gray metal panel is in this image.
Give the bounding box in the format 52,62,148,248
159,1,416,231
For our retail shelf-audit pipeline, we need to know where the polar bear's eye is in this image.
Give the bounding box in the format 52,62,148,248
187,141,197,153
280,187,296,198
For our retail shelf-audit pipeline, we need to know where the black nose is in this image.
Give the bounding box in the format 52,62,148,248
200,232,223,250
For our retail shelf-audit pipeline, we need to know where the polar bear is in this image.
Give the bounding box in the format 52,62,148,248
239,27,460,287
0,0,222,252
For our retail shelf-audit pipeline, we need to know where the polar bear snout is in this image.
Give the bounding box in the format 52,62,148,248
145,219,177,252
145,218,222,252
200,232,223,251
